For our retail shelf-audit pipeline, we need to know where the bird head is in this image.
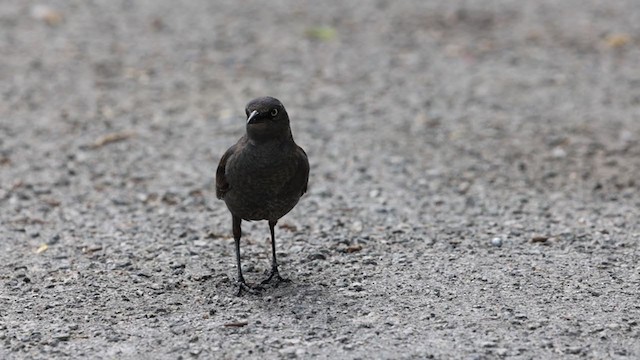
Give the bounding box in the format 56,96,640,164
244,97,291,141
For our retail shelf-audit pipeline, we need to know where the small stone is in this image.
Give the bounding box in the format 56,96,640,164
307,253,326,261
30,230,42,239
193,240,208,247
393,223,412,234
551,147,566,158
565,346,583,355
53,333,70,341
480,341,497,348
150,283,162,290
606,323,620,330
48,234,61,245
491,237,502,247
278,346,299,358
223,321,248,328
289,245,304,253
349,282,364,291
457,181,471,194
526,322,541,330
530,235,549,243
362,256,377,265
190,348,202,356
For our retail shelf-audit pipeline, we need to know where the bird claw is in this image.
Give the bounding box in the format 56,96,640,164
261,269,290,286
235,280,263,296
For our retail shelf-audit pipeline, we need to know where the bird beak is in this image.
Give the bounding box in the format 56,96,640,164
246,110,259,124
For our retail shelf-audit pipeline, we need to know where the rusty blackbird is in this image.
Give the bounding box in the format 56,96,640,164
216,97,309,295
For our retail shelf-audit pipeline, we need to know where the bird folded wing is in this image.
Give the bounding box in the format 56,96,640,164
215,144,237,199
281,146,309,197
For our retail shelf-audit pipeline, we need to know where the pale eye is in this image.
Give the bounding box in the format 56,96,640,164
270,108,278,117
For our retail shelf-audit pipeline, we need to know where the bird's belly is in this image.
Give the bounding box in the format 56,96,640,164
223,188,301,221
223,148,303,221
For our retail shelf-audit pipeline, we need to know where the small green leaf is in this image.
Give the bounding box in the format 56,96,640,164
305,26,337,41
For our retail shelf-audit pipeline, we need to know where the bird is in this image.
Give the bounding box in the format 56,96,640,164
215,97,309,295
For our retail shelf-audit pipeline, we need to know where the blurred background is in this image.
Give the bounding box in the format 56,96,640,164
2,0,639,236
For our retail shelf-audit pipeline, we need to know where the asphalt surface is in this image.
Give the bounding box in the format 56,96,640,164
1,1,640,359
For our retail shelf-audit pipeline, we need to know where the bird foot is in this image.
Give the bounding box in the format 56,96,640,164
235,279,263,296
261,268,290,286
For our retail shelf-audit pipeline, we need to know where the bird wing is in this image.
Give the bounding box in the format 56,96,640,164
283,145,309,197
215,143,237,199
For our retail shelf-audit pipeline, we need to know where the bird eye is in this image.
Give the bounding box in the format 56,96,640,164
270,108,278,117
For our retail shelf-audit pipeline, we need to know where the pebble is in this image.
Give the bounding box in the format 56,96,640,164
565,346,583,355
349,282,364,292
48,234,61,245
289,245,304,253
26,227,40,238
606,323,620,330
189,348,202,356
53,332,70,341
480,340,497,348
279,346,300,358
551,147,567,158
362,256,377,265
351,221,363,233
491,237,503,247
193,240,208,247
150,283,162,290
307,253,326,261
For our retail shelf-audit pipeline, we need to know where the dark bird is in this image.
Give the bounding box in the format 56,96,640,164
216,97,309,295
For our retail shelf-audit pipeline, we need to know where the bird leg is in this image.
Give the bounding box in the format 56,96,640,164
261,220,290,285
233,215,262,296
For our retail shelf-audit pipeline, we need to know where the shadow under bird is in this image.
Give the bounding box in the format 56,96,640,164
216,97,309,295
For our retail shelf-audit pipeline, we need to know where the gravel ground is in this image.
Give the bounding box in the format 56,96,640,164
2,0,640,359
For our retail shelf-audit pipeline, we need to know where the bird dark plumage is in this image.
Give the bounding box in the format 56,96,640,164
216,97,309,295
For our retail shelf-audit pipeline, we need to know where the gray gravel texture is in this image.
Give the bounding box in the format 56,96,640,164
1,0,640,359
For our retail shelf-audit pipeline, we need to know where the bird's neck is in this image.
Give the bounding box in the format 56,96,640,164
247,129,294,145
